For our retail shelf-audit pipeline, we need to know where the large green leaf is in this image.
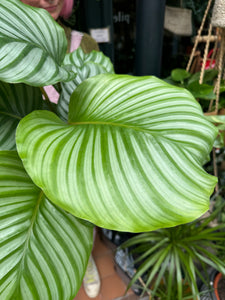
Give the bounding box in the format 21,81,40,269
0,0,76,86
16,74,218,232
0,151,93,300
57,47,114,121
0,81,43,150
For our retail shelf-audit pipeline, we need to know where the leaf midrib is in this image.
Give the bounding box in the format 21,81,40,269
0,110,21,120
69,120,145,131
15,190,44,293
69,120,199,137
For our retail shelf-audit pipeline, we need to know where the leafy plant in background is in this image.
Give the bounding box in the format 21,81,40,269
164,68,225,112
0,0,219,299
206,115,225,149
120,204,225,300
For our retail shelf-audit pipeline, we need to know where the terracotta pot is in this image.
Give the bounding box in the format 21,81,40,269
214,272,225,300
200,271,225,300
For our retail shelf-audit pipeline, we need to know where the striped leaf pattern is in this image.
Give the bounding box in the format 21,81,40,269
16,74,218,232
57,48,114,121
0,81,43,150
63,48,114,72
0,151,93,300
0,0,76,86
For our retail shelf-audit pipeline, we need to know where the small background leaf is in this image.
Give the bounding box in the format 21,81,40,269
187,81,216,100
57,48,114,121
188,69,218,85
171,69,191,82
0,151,93,300
206,115,225,124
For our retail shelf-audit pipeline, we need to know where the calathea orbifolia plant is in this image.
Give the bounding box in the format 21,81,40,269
0,0,218,299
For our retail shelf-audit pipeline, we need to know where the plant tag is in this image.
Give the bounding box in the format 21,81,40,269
90,27,110,43
164,6,192,36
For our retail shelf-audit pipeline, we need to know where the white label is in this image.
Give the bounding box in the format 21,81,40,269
90,27,110,43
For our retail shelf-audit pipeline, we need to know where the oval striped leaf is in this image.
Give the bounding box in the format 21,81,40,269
57,48,114,121
0,0,75,86
0,151,93,300
0,81,43,150
63,48,114,72
16,74,218,232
